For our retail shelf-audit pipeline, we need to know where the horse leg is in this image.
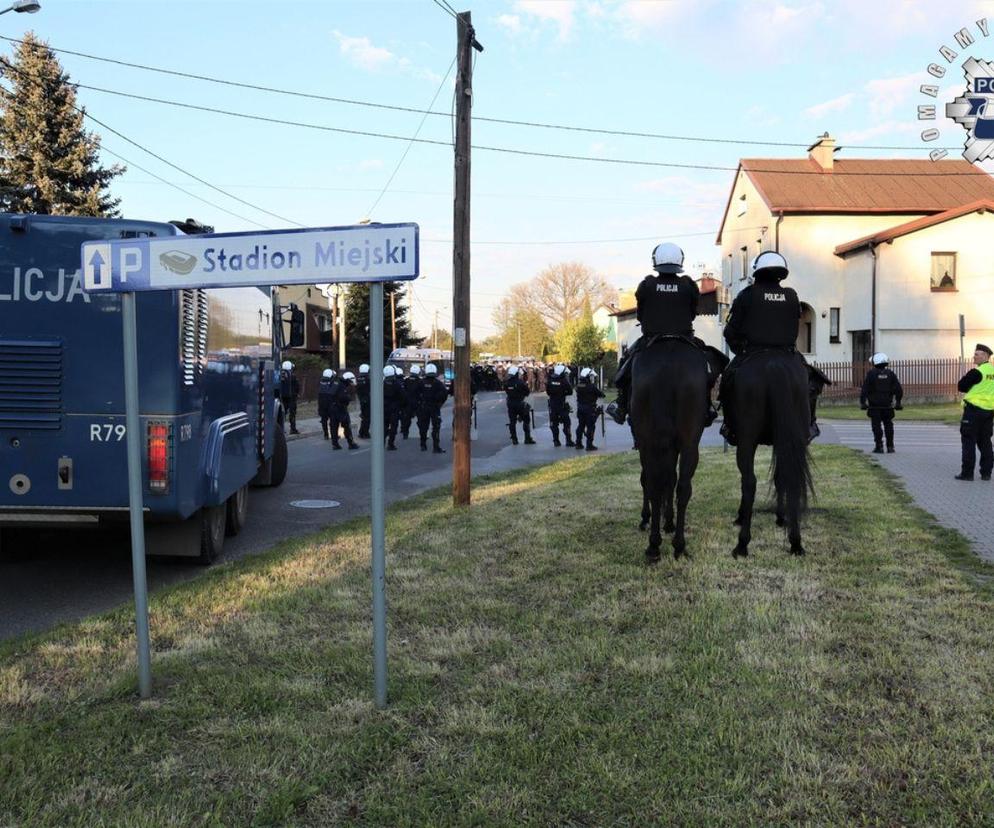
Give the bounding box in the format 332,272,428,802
662,471,676,535
672,444,699,559
732,442,757,558
644,463,664,564
639,469,650,531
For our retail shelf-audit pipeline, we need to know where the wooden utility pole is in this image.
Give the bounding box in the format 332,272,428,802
452,10,477,506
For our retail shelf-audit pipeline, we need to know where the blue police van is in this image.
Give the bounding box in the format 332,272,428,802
0,214,304,563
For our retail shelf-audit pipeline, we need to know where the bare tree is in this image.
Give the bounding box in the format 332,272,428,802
530,262,614,330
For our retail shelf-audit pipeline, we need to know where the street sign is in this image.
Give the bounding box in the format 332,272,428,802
82,222,419,292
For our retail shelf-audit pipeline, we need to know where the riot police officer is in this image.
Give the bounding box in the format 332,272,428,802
383,365,402,450
575,367,605,450
356,364,371,439
955,343,994,481
860,353,903,453
418,363,450,453
504,365,535,445
546,363,575,447
279,360,301,435
719,251,822,444
317,368,336,441
401,364,422,439
607,242,714,425
332,371,359,450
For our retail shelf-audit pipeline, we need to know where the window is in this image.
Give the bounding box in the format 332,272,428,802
740,247,749,281
736,193,747,217
829,307,840,343
931,252,956,290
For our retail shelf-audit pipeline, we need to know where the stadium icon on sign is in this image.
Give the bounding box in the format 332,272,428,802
159,250,198,275
946,57,994,163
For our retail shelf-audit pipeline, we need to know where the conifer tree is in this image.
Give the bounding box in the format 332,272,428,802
0,32,123,216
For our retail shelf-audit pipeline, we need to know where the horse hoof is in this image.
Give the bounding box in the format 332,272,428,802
733,517,743,527
663,522,675,534
673,545,688,560
645,548,661,564
732,546,749,559
775,516,786,528
790,545,806,556
638,520,649,532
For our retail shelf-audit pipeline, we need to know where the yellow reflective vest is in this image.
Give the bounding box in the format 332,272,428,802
964,362,994,411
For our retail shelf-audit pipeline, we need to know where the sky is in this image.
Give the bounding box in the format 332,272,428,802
12,0,994,340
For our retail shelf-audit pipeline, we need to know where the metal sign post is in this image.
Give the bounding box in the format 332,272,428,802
82,222,417,705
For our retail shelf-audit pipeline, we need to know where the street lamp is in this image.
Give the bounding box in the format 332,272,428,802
0,1,41,14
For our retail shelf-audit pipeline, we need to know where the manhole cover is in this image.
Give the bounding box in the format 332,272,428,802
290,499,341,509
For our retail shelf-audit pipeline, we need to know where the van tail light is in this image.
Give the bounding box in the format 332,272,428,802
147,422,171,494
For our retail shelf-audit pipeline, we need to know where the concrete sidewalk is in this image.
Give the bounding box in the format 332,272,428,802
819,419,993,563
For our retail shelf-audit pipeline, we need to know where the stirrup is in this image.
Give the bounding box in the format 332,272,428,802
605,401,627,425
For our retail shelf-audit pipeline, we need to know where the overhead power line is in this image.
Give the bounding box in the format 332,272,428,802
0,56,303,227
68,83,989,177
0,34,955,152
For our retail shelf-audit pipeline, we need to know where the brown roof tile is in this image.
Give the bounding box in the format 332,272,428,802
741,158,994,212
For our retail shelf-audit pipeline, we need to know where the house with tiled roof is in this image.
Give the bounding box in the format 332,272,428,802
716,133,994,364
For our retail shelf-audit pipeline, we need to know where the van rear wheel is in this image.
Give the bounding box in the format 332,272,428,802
199,505,226,565
269,426,288,487
225,485,248,537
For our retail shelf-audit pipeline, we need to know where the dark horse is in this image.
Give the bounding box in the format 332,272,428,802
727,350,813,557
631,338,713,562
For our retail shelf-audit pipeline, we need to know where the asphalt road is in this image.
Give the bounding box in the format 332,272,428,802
1,392,653,640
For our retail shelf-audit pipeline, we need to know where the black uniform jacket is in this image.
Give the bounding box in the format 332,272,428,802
576,382,605,412
546,373,573,407
356,374,370,403
635,273,699,337
723,277,800,353
418,376,450,412
860,368,903,409
503,376,531,405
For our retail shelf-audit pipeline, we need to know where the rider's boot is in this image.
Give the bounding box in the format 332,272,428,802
606,376,629,425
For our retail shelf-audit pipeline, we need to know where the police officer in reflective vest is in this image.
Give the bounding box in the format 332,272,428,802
546,363,575,447
720,251,822,444
317,368,336,441
575,367,605,450
418,363,450,453
607,242,719,426
504,365,535,445
383,365,403,450
860,353,903,453
356,364,371,439
955,343,994,481
279,360,300,435
331,371,359,450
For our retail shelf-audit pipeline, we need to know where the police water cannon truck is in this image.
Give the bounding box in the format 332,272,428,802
0,214,305,563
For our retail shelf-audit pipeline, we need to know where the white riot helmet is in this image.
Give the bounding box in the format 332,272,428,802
871,353,889,366
410,364,421,376
342,371,356,382
553,363,566,376
322,368,334,379
578,367,590,379
652,242,684,275
281,360,293,371
507,365,519,376
425,363,438,376
752,251,789,280
383,365,396,378
359,364,369,374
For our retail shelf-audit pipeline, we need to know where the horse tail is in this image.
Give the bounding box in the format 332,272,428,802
767,357,814,510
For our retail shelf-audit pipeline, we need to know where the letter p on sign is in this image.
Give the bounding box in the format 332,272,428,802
121,247,143,283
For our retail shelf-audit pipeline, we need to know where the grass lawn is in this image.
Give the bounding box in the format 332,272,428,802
3,447,994,826
821,402,963,425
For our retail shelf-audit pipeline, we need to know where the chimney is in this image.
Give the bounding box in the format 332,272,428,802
808,132,836,171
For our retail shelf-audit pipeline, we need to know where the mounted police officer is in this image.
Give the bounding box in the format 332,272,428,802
606,242,719,427
279,360,301,435
955,343,994,481
719,251,824,445
356,363,371,439
330,371,359,450
546,362,575,447
317,368,336,441
383,365,403,450
860,353,903,453
504,365,535,445
575,367,605,451
418,363,450,453
400,364,422,439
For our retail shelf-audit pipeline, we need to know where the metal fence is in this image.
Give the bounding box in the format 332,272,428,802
813,358,966,403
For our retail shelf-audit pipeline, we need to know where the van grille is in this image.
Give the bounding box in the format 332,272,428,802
0,339,63,430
